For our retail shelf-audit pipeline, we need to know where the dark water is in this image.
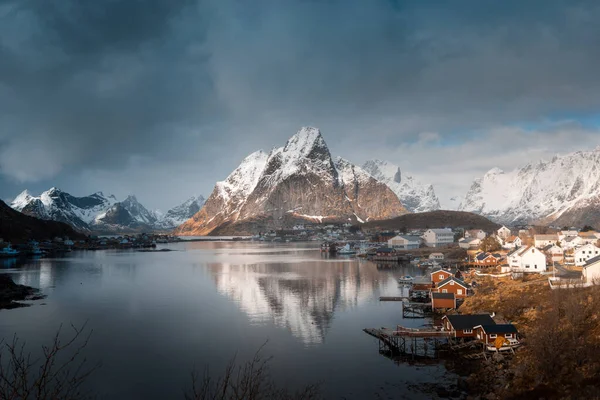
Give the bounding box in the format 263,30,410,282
0,242,453,399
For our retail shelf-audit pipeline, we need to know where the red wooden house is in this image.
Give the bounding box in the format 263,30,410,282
473,324,519,346
431,292,456,310
442,314,496,339
430,269,454,285
432,276,470,298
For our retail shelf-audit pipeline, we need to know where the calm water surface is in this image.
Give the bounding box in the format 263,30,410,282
0,242,454,399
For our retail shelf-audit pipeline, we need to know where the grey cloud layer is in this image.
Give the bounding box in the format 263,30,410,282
1,0,600,208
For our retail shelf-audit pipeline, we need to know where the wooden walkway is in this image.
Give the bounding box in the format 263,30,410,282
364,327,450,356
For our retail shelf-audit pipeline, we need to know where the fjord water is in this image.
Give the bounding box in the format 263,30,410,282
0,242,451,399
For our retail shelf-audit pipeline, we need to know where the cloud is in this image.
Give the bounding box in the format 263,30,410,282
1,0,600,209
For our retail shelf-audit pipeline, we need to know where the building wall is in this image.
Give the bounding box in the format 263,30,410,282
435,282,468,298
431,271,453,285
575,244,600,267
432,298,455,309
583,263,600,284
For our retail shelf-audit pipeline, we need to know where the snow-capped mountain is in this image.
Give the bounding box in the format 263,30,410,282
154,196,206,229
175,127,407,235
458,148,600,226
11,188,118,231
362,160,440,212
10,188,198,233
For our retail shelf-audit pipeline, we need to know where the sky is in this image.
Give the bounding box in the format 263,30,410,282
2,0,600,211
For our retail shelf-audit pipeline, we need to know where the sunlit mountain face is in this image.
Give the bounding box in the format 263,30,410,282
209,258,388,344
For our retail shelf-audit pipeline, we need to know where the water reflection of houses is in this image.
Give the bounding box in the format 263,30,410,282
209,261,383,344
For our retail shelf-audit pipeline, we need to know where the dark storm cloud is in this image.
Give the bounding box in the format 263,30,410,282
1,0,600,208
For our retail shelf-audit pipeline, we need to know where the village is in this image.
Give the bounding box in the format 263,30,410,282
359,223,600,397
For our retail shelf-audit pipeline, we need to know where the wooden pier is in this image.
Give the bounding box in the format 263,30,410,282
363,326,450,357
379,296,408,301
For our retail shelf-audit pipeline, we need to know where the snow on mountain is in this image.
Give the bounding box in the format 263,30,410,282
362,160,441,213
175,127,407,235
458,148,600,226
11,188,118,231
154,196,206,229
9,188,183,233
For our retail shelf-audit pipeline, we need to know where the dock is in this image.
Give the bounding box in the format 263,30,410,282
363,326,450,357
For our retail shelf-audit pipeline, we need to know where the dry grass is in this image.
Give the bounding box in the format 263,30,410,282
459,275,600,398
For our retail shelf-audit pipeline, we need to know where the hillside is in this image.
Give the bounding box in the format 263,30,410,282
362,210,501,232
0,201,85,243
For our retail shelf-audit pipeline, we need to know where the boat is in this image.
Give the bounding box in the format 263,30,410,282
397,275,415,284
27,241,45,256
0,244,20,258
337,243,357,255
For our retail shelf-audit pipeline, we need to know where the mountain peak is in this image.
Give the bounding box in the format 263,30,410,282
283,127,325,157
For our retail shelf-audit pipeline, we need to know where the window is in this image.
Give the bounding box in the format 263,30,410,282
490,334,497,339
535,265,537,269
450,281,455,286
439,274,444,279
505,334,513,338
525,264,530,268
442,289,448,293
463,329,472,334
457,289,463,295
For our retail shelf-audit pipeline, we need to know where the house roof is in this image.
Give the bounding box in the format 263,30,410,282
583,255,600,268
428,229,453,234
564,236,580,243
578,231,598,237
391,235,421,242
475,252,493,261
506,235,519,242
492,253,502,259
430,268,454,276
475,324,518,334
460,237,480,244
534,234,558,241
444,314,496,330
437,276,470,289
377,247,395,253
432,292,455,300
507,247,521,257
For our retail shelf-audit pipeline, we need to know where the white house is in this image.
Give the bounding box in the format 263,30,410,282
388,235,421,250
574,243,600,267
542,244,564,263
559,230,579,240
582,255,600,284
429,252,444,261
560,235,583,250
578,231,600,245
459,237,481,249
502,235,522,250
534,234,558,249
465,229,487,240
497,226,511,240
507,246,547,272
423,229,454,247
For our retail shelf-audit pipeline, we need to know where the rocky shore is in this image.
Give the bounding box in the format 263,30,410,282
0,274,43,310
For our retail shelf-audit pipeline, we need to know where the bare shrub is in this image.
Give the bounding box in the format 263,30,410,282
0,322,99,400
185,342,321,400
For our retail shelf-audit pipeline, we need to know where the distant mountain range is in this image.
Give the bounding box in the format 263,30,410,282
10,188,205,234
458,148,600,227
362,159,440,213
175,127,409,235
0,200,85,243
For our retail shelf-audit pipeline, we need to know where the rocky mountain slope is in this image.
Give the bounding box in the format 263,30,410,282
362,159,440,212
10,189,204,233
0,200,85,243
458,148,600,226
154,196,205,230
175,127,408,235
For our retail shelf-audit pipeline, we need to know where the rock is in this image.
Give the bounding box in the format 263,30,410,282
0,274,42,309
